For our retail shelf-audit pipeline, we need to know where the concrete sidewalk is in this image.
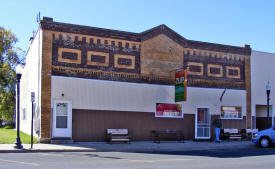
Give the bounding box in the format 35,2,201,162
0,141,256,153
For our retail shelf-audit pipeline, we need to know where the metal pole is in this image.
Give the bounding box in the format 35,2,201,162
14,74,23,149
31,102,34,149
267,90,270,128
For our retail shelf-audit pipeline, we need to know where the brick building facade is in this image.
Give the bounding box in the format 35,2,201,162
20,17,253,142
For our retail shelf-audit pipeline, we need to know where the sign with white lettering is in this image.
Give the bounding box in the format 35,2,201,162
155,103,183,118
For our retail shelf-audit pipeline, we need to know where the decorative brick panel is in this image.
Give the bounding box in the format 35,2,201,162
52,65,174,85
87,51,109,67
114,54,135,69
62,52,78,60
187,62,204,76
210,67,221,74
58,48,81,64
51,32,140,74
226,66,241,79
117,58,132,66
90,55,106,63
207,64,223,78
187,79,245,90
189,65,202,73
184,53,246,89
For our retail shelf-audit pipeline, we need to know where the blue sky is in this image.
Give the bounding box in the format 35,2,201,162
1,0,275,54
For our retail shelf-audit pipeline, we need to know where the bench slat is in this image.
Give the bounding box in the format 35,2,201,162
107,129,128,134
112,136,130,138
111,138,130,141
109,132,128,135
106,129,131,143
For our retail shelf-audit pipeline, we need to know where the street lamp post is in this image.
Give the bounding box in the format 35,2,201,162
14,64,24,149
266,81,271,129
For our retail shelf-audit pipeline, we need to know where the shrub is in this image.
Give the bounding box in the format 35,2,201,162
4,125,14,129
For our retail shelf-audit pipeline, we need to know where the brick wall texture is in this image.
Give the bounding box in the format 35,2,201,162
40,30,52,141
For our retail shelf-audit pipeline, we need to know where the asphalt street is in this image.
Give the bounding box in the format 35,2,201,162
0,147,275,169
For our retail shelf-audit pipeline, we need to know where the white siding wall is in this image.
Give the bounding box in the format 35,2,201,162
251,51,275,124
19,29,42,137
184,87,246,116
51,76,246,116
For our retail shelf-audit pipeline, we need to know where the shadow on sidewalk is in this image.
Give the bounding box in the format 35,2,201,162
65,141,275,159
135,146,275,158
4,141,275,159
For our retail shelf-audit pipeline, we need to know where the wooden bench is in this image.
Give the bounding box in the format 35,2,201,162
223,129,242,141
106,129,131,143
150,130,184,143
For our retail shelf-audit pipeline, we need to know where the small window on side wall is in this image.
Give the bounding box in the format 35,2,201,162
22,108,26,120
221,106,242,119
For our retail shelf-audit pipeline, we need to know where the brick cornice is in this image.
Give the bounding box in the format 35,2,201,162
40,17,251,56
186,40,251,56
40,20,141,42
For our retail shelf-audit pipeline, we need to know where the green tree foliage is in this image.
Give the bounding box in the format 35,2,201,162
0,27,23,123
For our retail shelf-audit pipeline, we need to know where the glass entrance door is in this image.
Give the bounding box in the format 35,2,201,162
52,100,72,138
195,108,211,139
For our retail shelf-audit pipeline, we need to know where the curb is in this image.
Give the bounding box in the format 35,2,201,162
0,149,97,153
0,141,256,153
0,145,256,153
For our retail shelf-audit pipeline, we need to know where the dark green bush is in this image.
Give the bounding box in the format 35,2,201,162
3,125,14,129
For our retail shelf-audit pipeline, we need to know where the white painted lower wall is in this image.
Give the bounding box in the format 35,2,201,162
51,76,246,116
184,87,246,116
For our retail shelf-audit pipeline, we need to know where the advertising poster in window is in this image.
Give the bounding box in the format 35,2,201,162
175,70,187,102
155,103,183,118
221,106,242,119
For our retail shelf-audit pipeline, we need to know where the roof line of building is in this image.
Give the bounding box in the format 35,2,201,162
40,17,251,55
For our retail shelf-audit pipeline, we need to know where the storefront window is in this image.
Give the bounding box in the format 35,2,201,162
221,106,242,119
